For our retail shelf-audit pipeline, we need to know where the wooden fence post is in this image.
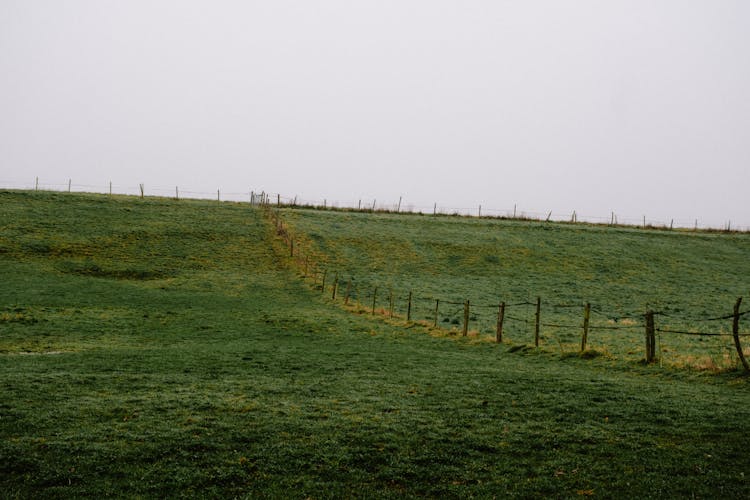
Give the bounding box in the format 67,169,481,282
732,297,749,372
321,270,327,294
534,297,541,347
496,302,505,343
68,179,71,192
372,287,378,315
344,279,351,305
407,291,412,321
277,194,280,207
644,311,656,363
217,189,221,202
581,302,590,352
35,177,38,191
139,183,144,198
331,275,338,300
109,181,112,196
175,186,179,200
434,299,440,327
290,238,294,257
389,290,394,318
462,300,470,336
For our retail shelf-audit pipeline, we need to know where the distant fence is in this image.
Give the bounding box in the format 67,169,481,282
265,205,750,373
2,177,747,232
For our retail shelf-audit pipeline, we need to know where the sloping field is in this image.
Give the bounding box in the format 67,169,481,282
2,191,750,497
280,208,750,368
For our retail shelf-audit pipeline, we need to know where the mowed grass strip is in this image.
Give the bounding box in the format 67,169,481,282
1,191,750,498
281,208,750,368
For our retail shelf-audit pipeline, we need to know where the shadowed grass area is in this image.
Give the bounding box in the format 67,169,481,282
2,191,750,498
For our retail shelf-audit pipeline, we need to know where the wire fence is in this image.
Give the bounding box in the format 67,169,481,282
3,177,748,233
266,205,750,373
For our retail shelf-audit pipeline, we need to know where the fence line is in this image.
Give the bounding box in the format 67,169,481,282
3,177,749,233
266,204,750,372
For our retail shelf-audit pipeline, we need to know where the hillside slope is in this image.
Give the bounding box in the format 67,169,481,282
281,208,750,366
1,191,750,497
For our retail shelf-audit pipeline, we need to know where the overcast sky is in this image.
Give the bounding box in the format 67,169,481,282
1,1,749,227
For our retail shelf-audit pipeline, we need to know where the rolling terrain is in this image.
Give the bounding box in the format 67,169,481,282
1,191,750,498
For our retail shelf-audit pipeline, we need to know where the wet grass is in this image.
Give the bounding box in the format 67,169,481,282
2,191,750,497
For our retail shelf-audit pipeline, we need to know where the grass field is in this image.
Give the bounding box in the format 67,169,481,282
280,208,750,369
2,191,750,498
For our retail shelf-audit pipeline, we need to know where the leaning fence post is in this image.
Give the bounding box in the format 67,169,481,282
644,311,656,363
407,291,412,321
462,300,470,336
434,299,440,327
581,303,591,352
534,297,541,347
732,297,749,372
496,301,505,343
321,270,327,294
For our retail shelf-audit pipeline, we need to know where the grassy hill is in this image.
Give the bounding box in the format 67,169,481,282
280,207,750,369
2,191,750,498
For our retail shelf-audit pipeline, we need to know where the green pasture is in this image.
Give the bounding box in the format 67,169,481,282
280,208,750,368
2,191,750,498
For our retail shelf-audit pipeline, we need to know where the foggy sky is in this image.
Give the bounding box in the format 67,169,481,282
1,1,749,227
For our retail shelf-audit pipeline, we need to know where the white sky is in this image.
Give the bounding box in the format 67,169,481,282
1,1,749,227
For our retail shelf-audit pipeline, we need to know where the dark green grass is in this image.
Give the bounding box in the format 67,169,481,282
281,208,750,368
2,191,750,498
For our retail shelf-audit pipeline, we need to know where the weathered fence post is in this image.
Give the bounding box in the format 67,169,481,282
139,183,144,198
462,300,470,336
331,275,338,300
534,297,541,347
109,181,112,196
35,177,39,191
175,186,179,200
644,311,656,363
496,301,505,343
217,189,221,202
372,287,378,315
581,302,591,352
406,291,412,321
389,290,394,318
277,194,280,207
344,279,351,305
732,297,749,372
68,179,71,192
434,299,440,327
290,238,294,257
321,270,327,294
